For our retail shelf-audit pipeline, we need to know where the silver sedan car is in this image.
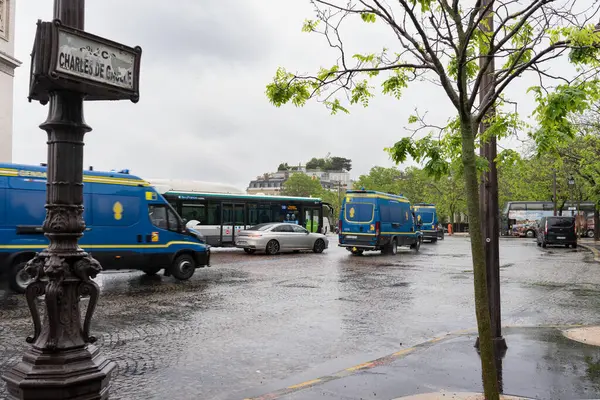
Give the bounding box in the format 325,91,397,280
235,222,329,255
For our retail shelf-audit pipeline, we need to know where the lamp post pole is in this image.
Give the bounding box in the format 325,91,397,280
568,176,575,217
1,1,116,399
553,169,557,217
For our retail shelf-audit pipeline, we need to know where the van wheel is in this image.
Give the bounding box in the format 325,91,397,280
313,239,326,254
171,254,196,280
542,241,547,248
572,243,578,249
266,240,280,255
143,266,162,276
410,237,422,252
431,238,438,244
388,239,398,255
10,261,32,294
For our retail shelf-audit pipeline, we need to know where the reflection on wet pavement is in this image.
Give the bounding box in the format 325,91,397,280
1,237,599,399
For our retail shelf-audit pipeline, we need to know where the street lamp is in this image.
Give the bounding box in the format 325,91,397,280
2,0,141,398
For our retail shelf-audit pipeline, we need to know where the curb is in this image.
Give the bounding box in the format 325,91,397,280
244,328,477,400
579,243,600,262
243,324,593,400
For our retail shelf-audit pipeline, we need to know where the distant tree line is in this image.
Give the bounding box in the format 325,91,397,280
277,156,352,172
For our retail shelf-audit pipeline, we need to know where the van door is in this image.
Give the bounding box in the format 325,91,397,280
145,204,183,266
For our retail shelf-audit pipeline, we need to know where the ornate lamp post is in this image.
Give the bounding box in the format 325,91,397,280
2,0,140,398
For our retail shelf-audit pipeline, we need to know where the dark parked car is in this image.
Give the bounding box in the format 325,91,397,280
536,216,577,248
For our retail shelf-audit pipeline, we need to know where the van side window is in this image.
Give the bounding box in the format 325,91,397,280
149,205,180,232
166,208,179,231
149,205,168,230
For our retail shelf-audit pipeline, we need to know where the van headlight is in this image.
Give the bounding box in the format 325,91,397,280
187,227,205,243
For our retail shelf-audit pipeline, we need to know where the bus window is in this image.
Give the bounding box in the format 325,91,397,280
258,204,272,224
207,202,221,225
181,202,206,224
248,203,258,226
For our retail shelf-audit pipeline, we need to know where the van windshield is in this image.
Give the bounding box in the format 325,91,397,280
345,203,374,223
548,217,574,228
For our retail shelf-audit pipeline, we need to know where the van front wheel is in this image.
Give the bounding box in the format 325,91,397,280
171,254,196,280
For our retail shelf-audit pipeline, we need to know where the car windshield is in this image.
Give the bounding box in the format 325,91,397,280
548,217,574,228
246,223,276,231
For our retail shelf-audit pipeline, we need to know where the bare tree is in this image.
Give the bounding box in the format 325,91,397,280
266,1,600,398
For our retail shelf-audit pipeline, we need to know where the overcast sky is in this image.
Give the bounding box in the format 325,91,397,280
10,1,580,190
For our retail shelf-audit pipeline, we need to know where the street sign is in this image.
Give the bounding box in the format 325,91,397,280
55,29,136,90
28,19,141,103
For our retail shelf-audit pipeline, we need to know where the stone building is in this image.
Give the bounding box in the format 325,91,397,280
0,0,21,162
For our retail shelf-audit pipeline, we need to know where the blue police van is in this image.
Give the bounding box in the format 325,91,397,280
0,163,211,293
338,190,423,255
413,203,444,243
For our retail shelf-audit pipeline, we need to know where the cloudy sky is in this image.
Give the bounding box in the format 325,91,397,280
9,1,577,190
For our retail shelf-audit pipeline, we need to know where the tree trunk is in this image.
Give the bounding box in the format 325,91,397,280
459,117,500,400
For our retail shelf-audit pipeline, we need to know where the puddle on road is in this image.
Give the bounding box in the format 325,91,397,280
387,282,410,288
281,284,320,289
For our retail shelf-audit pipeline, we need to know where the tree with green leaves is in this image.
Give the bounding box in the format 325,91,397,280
266,1,600,397
282,173,323,197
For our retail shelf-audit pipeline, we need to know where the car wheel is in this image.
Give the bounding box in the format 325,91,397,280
351,248,363,256
9,261,31,294
143,266,162,276
313,239,326,254
171,254,196,280
526,230,536,238
266,240,280,255
244,248,256,254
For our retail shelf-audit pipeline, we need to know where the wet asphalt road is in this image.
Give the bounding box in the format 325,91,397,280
1,236,599,399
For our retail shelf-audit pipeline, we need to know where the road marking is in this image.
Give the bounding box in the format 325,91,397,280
287,379,322,389
580,243,600,262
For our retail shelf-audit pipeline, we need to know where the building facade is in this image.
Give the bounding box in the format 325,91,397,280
247,168,352,196
0,0,21,163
